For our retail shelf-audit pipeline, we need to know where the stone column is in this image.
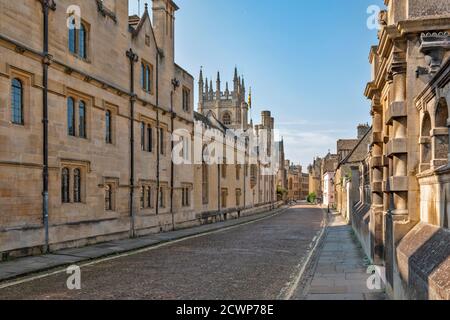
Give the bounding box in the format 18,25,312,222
389,47,408,216
370,95,384,264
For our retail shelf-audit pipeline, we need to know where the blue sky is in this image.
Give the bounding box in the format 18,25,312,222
129,0,385,168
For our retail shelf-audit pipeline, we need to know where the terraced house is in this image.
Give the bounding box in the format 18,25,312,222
0,0,279,260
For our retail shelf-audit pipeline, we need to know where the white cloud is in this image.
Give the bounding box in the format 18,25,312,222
276,126,354,168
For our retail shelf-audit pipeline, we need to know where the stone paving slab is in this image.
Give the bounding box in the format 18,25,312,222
296,211,387,300
0,206,287,283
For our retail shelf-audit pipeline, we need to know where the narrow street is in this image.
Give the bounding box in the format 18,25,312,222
0,205,326,300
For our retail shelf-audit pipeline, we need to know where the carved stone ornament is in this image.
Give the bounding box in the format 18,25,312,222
420,32,450,74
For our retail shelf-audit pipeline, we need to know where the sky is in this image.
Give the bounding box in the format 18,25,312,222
129,0,385,168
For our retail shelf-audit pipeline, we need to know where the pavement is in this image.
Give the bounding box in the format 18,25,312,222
293,210,387,300
0,205,287,283
0,204,325,300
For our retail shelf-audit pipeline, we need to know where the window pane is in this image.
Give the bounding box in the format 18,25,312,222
74,169,81,203
61,168,70,203
79,24,86,58
68,16,76,54
11,78,23,124
106,110,112,144
147,126,153,152
105,185,112,211
79,101,86,138
140,187,145,209
160,128,164,154
141,63,145,89
141,122,145,151
146,66,151,92
67,98,75,136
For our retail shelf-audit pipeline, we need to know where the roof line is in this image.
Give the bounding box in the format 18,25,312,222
337,126,373,169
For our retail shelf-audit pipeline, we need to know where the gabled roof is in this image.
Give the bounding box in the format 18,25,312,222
128,5,158,50
337,126,373,169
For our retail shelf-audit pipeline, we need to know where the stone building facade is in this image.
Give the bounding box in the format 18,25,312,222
335,125,371,218
308,157,323,201
334,127,372,226
300,172,309,200
276,139,287,199
0,0,279,260
321,153,339,207
286,162,301,201
363,0,450,300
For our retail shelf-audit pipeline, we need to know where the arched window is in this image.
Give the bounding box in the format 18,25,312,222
421,112,432,170
146,65,151,92
61,168,70,203
105,184,112,211
141,63,145,89
73,169,81,203
67,97,75,136
222,112,232,125
289,178,293,190
79,23,87,59
105,110,112,144
79,101,86,138
11,78,24,125
68,17,87,59
68,15,76,54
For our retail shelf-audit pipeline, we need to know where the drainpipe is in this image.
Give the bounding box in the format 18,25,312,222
218,161,221,214
126,48,138,238
155,53,160,216
40,0,55,254
170,79,180,231
243,143,246,211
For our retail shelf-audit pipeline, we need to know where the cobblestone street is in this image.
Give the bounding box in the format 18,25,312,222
0,205,326,300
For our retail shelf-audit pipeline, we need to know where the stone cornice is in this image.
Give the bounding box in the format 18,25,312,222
364,81,378,99
377,25,398,59
397,17,450,36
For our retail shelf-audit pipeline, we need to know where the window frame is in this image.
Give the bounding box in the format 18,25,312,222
67,97,76,136
182,87,190,112
78,100,86,139
141,61,154,94
105,110,112,144
105,184,113,211
67,95,90,139
73,168,82,203
68,16,89,60
61,167,70,203
11,78,24,125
